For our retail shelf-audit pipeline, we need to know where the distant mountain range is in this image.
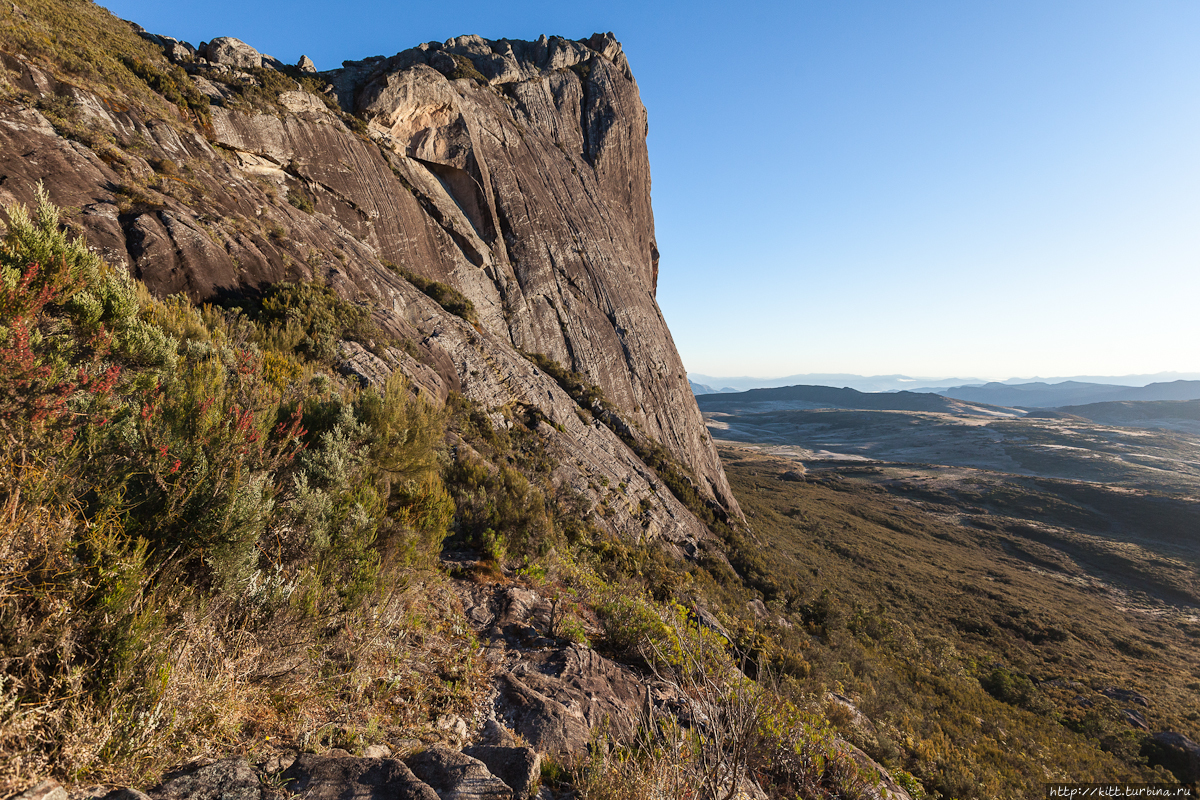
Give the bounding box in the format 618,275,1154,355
690,373,985,393
695,381,1200,416
688,371,1200,395
1027,399,1200,426
695,384,1018,417
936,380,1200,408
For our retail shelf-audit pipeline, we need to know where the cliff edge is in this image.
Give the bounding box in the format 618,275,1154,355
0,13,739,551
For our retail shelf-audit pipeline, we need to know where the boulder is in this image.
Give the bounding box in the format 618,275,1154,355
495,644,646,755
435,713,470,742
298,55,317,73
1121,708,1149,731
206,37,262,70
281,754,439,800
100,790,152,800
845,744,913,800
338,340,392,389
1101,687,1150,707
8,781,67,800
149,759,260,800
405,748,511,800
462,746,541,798
493,672,590,755
477,718,520,747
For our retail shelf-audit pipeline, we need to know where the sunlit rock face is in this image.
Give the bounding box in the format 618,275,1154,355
0,30,740,552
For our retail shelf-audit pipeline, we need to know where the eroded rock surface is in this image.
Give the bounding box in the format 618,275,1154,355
404,748,511,800
280,755,439,800
0,29,738,558
151,759,260,800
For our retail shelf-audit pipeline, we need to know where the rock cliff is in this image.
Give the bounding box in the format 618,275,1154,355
0,21,739,553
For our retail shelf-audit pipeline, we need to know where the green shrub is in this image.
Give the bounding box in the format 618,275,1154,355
120,55,210,124
444,453,553,561
979,664,1038,709
287,189,315,214
244,280,374,362
446,54,487,83
0,192,462,785
385,262,478,326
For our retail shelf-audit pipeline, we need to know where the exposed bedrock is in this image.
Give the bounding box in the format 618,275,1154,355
0,29,740,552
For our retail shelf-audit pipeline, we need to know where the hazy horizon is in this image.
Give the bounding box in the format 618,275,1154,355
687,370,1200,393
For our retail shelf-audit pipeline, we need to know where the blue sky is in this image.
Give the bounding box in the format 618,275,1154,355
100,1,1200,380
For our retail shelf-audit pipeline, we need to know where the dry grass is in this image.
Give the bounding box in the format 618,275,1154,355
0,505,490,793
716,444,1195,796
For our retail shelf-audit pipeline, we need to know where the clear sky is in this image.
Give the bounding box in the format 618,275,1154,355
99,0,1200,380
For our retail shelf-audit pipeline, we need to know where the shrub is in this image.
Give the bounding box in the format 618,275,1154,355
979,665,1038,709
287,188,315,214
385,262,478,326
0,192,461,787
120,55,210,124
245,280,374,362
444,453,553,562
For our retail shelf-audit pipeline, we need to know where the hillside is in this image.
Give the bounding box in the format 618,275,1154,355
719,446,1200,797
0,1,769,793
1038,399,1200,434
0,0,738,531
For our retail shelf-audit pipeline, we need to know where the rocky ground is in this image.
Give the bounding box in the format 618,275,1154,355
4,549,919,800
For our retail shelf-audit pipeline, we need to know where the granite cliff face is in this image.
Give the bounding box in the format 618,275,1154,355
0,21,738,552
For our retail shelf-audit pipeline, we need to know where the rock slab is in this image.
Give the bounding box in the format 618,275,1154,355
281,754,440,800
405,748,512,800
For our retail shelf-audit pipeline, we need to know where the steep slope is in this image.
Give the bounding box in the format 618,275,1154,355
0,4,738,548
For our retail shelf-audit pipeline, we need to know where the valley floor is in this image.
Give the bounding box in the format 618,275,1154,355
708,436,1200,795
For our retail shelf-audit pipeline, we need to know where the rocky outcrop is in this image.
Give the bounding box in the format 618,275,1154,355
203,37,263,70
151,759,260,800
0,576,906,800
460,746,540,799
335,34,739,517
0,26,738,556
281,755,440,800
0,34,729,563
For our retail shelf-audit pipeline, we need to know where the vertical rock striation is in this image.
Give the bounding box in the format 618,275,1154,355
333,33,740,517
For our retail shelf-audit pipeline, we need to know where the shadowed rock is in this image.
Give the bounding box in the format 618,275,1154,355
280,754,439,800
150,759,261,800
462,746,540,798
404,748,511,800
1144,732,1200,784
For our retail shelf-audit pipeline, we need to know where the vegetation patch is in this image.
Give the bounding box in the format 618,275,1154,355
713,444,1197,796
385,262,479,326
0,191,471,790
